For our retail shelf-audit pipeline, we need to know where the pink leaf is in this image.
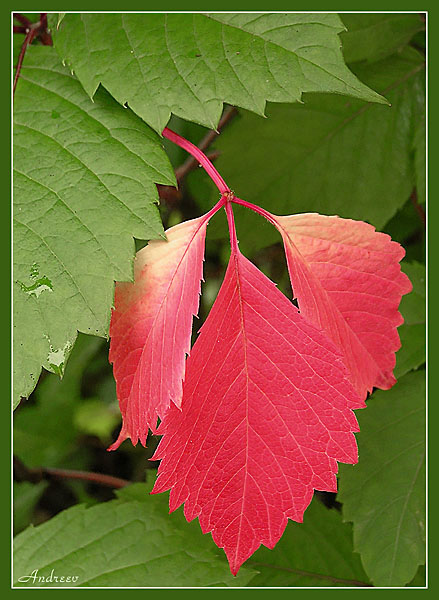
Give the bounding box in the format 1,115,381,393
271,213,412,399
152,247,362,574
108,215,209,449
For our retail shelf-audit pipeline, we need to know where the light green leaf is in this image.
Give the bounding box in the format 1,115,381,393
192,46,425,254
246,498,370,587
13,482,255,587
50,13,386,133
14,334,103,468
338,371,426,586
73,398,120,443
395,262,426,378
13,46,175,407
340,13,424,64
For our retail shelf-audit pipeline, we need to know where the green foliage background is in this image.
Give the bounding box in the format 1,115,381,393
13,12,426,588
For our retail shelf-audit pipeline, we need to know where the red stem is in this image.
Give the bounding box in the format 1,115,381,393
225,197,239,253
232,196,278,227
200,194,228,226
43,467,130,489
162,127,230,194
13,13,32,27
13,27,37,96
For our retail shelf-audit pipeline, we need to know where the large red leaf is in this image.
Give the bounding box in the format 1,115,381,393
271,213,412,399
108,216,209,449
152,248,362,574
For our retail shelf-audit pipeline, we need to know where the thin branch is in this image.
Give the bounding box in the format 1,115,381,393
247,561,373,587
43,467,131,489
157,107,238,204
174,106,238,183
13,13,52,97
13,26,37,96
13,25,27,34
13,13,32,27
14,455,131,489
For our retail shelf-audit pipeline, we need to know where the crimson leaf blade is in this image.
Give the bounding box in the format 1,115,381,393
272,213,412,399
152,247,362,574
109,215,209,448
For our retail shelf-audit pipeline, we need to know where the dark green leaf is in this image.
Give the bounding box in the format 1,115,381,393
340,13,424,64
338,371,426,586
191,47,425,255
413,115,426,203
50,13,386,133
395,262,425,378
13,481,47,535
246,498,370,587
13,46,174,406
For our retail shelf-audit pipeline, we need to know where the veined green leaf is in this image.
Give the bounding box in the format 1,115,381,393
13,482,255,587
49,13,386,133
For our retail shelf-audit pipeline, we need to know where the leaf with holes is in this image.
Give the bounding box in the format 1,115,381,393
49,13,386,133
152,245,363,574
13,45,174,406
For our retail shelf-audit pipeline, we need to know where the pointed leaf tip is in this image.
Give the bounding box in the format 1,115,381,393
109,215,210,448
271,212,411,400
152,248,361,574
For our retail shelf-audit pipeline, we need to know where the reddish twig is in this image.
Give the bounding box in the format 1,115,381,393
14,455,131,489
42,467,131,489
13,13,32,27
174,106,238,183
13,13,52,97
13,25,27,34
157,106,238,204
13,26,37,96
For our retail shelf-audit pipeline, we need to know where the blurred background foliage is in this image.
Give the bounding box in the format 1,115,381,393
13,12,426,588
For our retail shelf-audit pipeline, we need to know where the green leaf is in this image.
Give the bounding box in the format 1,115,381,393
395,262,426,378
193,46,425,254
13,46,175,407
338,371,426,586
14,334,103,468
406,565,426,587
13,482,255,587
246,498,370,587
73,398,120,443
340,13,424,64
50,13,386,134
413,115,426,203
14,481,48,535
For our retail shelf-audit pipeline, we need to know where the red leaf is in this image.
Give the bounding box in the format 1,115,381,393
152,247,362,574
108,216,209,449
271,213,412,399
